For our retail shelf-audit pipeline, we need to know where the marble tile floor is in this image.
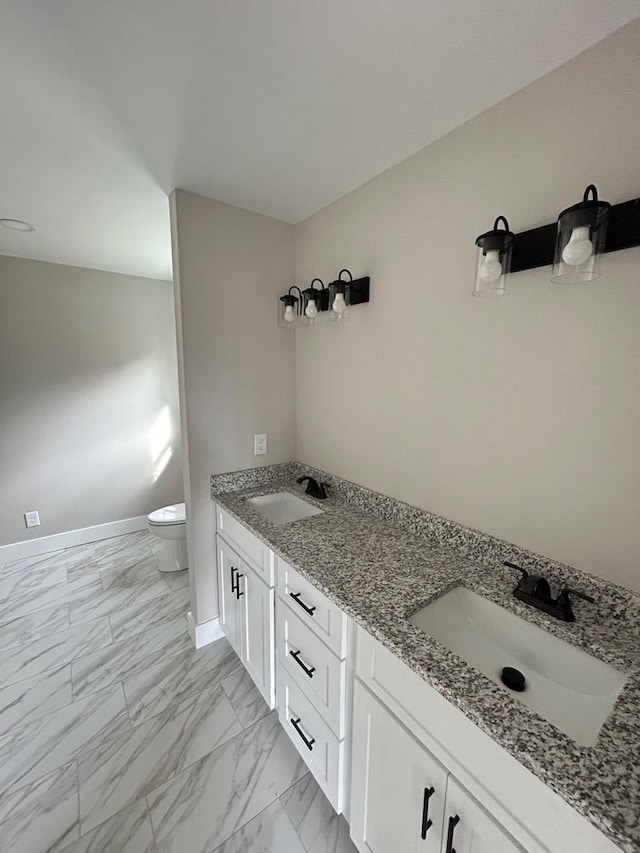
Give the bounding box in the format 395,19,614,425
0,532,357,853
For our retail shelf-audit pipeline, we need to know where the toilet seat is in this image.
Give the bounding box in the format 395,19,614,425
148,503,186,526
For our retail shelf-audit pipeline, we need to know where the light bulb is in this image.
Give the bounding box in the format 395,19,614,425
562,225,593,266
283,304,295,323
332,293,347,315
479,250,503,283
305,299,318,319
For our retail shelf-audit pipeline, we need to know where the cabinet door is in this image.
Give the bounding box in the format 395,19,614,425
240,566,275,708
351,680,447,853
441,778,525,853
217,537,243,657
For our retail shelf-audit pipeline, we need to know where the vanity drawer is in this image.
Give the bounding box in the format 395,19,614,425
276,558,348,658
276,598,348,738
216,505,274,586
276,661,345,813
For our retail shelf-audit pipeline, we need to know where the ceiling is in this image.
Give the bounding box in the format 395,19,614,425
0,2,637,281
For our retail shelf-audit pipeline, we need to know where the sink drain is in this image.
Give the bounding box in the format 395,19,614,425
501,666,526,692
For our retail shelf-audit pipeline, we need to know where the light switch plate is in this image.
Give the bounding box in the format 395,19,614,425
24,510,40,528
254,433,267,456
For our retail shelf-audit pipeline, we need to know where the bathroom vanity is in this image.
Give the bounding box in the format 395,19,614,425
211,463,639,853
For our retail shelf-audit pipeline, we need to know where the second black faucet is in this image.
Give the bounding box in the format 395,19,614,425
504,561,595,623
296,475,329,500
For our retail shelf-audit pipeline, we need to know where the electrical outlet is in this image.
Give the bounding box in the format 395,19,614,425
24,510,40,528
254,433,267,456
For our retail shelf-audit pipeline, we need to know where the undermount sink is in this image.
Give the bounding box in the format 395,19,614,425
247,491,324,525
409,586,627,746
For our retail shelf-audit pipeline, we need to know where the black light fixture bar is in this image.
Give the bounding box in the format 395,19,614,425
346,275,371,306
510,196,640,274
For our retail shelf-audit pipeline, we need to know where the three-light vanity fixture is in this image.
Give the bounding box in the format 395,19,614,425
473,185,640,296
279,269,370,328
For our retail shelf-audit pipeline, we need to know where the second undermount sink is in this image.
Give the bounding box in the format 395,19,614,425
409,586,627,746
247,492,324,525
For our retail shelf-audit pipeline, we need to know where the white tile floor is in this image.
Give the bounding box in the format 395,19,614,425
0,531,357,853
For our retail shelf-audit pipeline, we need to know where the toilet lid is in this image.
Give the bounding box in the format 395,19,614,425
148,503,186,525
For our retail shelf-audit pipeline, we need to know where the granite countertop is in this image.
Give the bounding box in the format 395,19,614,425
211,468,640,853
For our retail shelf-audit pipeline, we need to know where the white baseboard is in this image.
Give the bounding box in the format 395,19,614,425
187,611,224,649
0,516,149,563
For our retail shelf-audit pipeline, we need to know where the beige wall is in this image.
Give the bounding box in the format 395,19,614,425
295,21,640,592
0,255,183,545
170,190,295,623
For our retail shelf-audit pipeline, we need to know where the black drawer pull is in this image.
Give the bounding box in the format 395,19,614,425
235,573,244,599
290,717,315,751
289,592,316,616
230,566,238,593
445,815,460,853
290,649,315,678
421,786,435,839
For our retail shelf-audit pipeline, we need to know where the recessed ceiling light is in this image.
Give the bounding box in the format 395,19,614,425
0,218,37,232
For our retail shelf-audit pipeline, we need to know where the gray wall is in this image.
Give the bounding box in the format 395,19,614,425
0,255,183,545
170,190,295,624
295,21,640,592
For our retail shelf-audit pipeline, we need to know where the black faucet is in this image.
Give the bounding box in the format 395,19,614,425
296,475,329,500
504,561,595,622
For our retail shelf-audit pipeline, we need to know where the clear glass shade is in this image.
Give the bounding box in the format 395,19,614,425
472,245,511,296
278,296,299,329
302,290,321,325
328,282,350,321
551,221,608,284
551,186,610,284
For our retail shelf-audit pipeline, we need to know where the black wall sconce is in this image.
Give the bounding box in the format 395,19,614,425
301,278,326,326
327,269,371,322
473,216,514,297
474,185,640,296
551,185,610,284
278,269,370,327
278,285,302,329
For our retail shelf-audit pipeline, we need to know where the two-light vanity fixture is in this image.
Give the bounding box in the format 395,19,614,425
473,185,640,296
279,269,371,328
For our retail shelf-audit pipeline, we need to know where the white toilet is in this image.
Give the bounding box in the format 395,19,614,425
147,502,188,573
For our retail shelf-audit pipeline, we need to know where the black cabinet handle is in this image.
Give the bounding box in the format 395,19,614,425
290,717,315,751
445,815,460,853
235,573,244,599
290,649,315,678
289,591,316,616
230,565,237,593
421,786,435,839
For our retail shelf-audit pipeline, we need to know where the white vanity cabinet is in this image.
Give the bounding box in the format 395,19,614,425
351,625,621,853
350,679,525,853
275,556,351,813
216,508,275,708
350,679,448,853
215,505,351,810
213,502,624,853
